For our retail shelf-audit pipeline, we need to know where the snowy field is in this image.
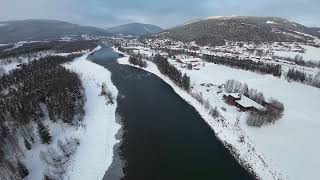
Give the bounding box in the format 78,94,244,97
172,60,320,180
63,52,120,180
274,45,320,61
118,49,320,180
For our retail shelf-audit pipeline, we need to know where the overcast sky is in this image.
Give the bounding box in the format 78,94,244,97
1,0,319,28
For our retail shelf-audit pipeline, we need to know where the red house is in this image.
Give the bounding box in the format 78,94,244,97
223,93,267,113
176,59,184,64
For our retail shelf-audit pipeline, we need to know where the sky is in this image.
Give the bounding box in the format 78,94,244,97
0,0,319,28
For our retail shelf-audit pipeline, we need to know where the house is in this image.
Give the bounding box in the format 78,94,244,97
223,93,267,114
176,59,184,64
223,93,241,106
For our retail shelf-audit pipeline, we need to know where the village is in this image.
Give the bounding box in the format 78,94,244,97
106,35,320,118
114,35,320,180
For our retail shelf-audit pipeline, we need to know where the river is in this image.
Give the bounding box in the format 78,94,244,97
89,46,255,180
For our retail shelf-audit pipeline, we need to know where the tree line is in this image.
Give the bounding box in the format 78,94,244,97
286,68,307,82
286,68,320,88
273,54,320,68
128,53,147,68
0,40,98,59
225,79,265,104
202,54,282,77
153,54,190,91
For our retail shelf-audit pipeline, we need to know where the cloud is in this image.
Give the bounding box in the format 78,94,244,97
0,0,319,28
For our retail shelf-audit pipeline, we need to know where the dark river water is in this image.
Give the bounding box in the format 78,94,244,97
89,46,255,180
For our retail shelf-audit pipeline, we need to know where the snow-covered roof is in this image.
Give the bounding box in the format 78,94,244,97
228,93,241,99
237,95,266,111
225,93,266,111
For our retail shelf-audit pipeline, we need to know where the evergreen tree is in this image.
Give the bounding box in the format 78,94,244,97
182,73,190,91
37,121,52,144
24,139,32,150
17,161,29,178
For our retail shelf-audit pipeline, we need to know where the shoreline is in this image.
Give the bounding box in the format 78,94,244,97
63,47,121,180
115,50,283,180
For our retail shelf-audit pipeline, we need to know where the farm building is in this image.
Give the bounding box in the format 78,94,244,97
223,93,267,114
176,59,184,64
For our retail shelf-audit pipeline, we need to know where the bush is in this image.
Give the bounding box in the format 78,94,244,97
209,106,220,118
247,98,284,127
246,112,266,127
101,82,114,104
40,137,79,179
311,71,320,88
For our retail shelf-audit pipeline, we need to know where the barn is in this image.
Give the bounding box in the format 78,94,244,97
223,93,241,106
223,93,267,114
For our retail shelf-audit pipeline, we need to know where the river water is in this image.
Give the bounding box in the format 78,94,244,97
89,46,255,180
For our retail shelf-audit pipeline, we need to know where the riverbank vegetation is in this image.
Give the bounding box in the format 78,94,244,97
0,54,85,180
128,53,147,68
153,54,190,91
202,54,282,77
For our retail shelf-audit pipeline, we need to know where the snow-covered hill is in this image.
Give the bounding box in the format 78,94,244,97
107,23,162,36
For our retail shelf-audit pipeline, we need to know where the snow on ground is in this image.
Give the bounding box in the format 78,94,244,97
1,62,20,73
169,59,320,180
118,50,320,179
0,51,86,75
63,50,120,180
266,21,277,24
24,119,81,180
117,55,280,180
23,48,120,180
274,45,320,61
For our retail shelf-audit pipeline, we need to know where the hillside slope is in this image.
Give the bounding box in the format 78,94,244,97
0,19,113,44
107,23,162,36
159,16,320,45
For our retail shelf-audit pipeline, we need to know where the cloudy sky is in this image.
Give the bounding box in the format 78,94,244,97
1,0,319,28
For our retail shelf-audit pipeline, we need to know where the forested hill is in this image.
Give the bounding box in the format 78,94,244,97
107,23,162,36
156,16,320,46
0,19,113,44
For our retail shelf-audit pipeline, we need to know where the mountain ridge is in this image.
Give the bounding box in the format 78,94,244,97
107,23,162,36
0,19,114,44
156,16,320,46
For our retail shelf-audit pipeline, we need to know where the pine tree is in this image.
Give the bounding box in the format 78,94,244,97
182,74,190,91
37,121,52,144
24,139,32,150
18,161,29,178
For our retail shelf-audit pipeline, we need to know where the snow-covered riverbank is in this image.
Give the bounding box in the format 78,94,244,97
63,50,120,180
21,48,120,180
117,54,283,180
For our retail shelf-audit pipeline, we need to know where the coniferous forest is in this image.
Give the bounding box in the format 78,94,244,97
0,41,95,180
202,54,282,77
153,54,190,91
